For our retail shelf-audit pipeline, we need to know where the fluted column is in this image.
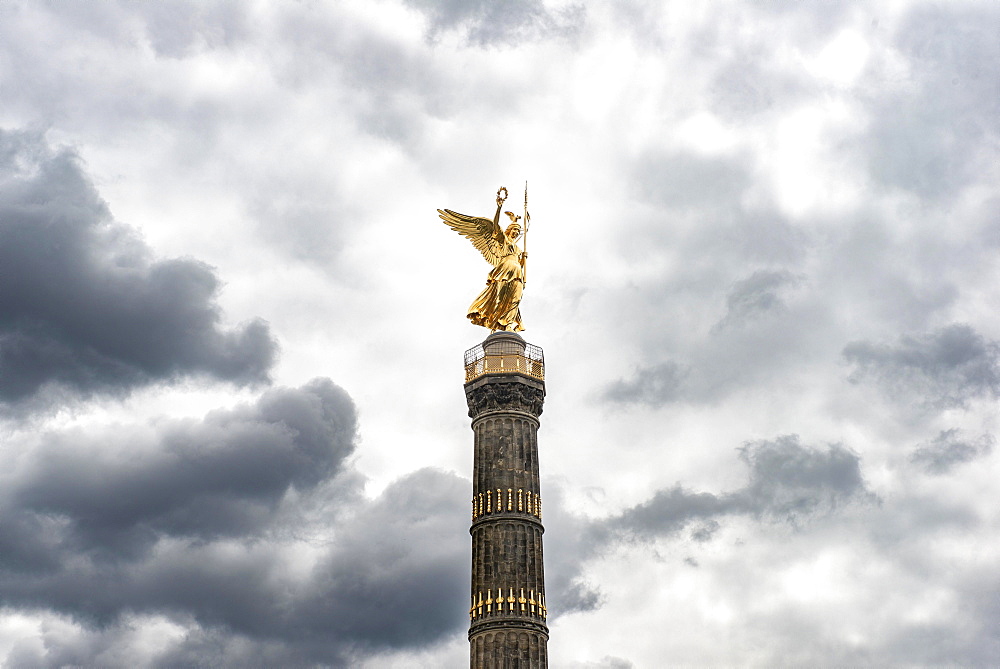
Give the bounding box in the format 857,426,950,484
466,331,548,669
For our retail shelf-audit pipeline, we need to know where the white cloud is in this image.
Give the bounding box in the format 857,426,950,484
1,0,999,665
808,29,871,87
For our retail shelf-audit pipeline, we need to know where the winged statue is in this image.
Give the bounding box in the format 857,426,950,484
439,186,528,331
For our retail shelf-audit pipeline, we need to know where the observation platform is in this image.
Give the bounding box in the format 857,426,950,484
464,332,544,383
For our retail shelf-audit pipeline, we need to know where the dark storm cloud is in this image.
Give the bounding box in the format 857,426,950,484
402,0,585,46
0,379,356,582
6,379,356,558
910,428,994,475
605,436,874,540
0,130,276,407
292,468,469,650
145,471,598,666
0,377,479,666
844,324,1000,409
148,469,469,665
539,485,605,616
865,4,1000,199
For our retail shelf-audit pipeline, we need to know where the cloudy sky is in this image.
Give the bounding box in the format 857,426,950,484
1,0,999,666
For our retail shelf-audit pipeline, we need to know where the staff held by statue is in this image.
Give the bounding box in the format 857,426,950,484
522,182,530,285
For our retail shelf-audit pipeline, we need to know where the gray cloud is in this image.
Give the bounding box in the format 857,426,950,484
690,519,720,543
0,1,997,666
3,468,470,667
734,435,874,521
249,192,350,266
607,435,875,539
630,151,751,211
713,269,801,331
607,148,818,409
603,265,805,405
527,437,878,626
134,1,251,58
612,485,726,537
0,130,276,408
844,324,1000,409
865,4,1000,199
402,0,585,46
910,429,994,475
567,657,635,669
538,484,605,617
273,8,453,147
603,361,688,407
292,468,469,651
820,216,960,333
26,2,252,60
709,45,814,120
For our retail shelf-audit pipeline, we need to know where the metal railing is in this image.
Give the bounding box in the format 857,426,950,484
464,340,545,382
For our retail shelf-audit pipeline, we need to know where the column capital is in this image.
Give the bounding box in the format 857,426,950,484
465,376,545,419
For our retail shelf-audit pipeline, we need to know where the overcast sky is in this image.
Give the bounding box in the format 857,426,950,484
1,1,999,666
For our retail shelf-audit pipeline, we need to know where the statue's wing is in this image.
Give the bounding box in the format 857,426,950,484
438,209,503,266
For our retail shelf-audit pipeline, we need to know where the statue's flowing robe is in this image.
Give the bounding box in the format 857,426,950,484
467,240,524,331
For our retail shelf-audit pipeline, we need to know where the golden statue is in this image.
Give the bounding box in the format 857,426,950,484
439,186,529,331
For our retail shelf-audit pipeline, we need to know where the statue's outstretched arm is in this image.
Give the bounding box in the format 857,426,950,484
492,187,508,242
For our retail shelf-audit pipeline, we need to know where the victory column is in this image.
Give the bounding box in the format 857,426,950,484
441,186,550,668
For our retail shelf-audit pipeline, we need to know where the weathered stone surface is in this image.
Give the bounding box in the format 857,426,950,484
466,338,548,669
472,415,540,501
470,629,549,668
466,378,545,419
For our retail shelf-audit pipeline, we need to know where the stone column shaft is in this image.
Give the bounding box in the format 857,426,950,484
466,332,548,669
